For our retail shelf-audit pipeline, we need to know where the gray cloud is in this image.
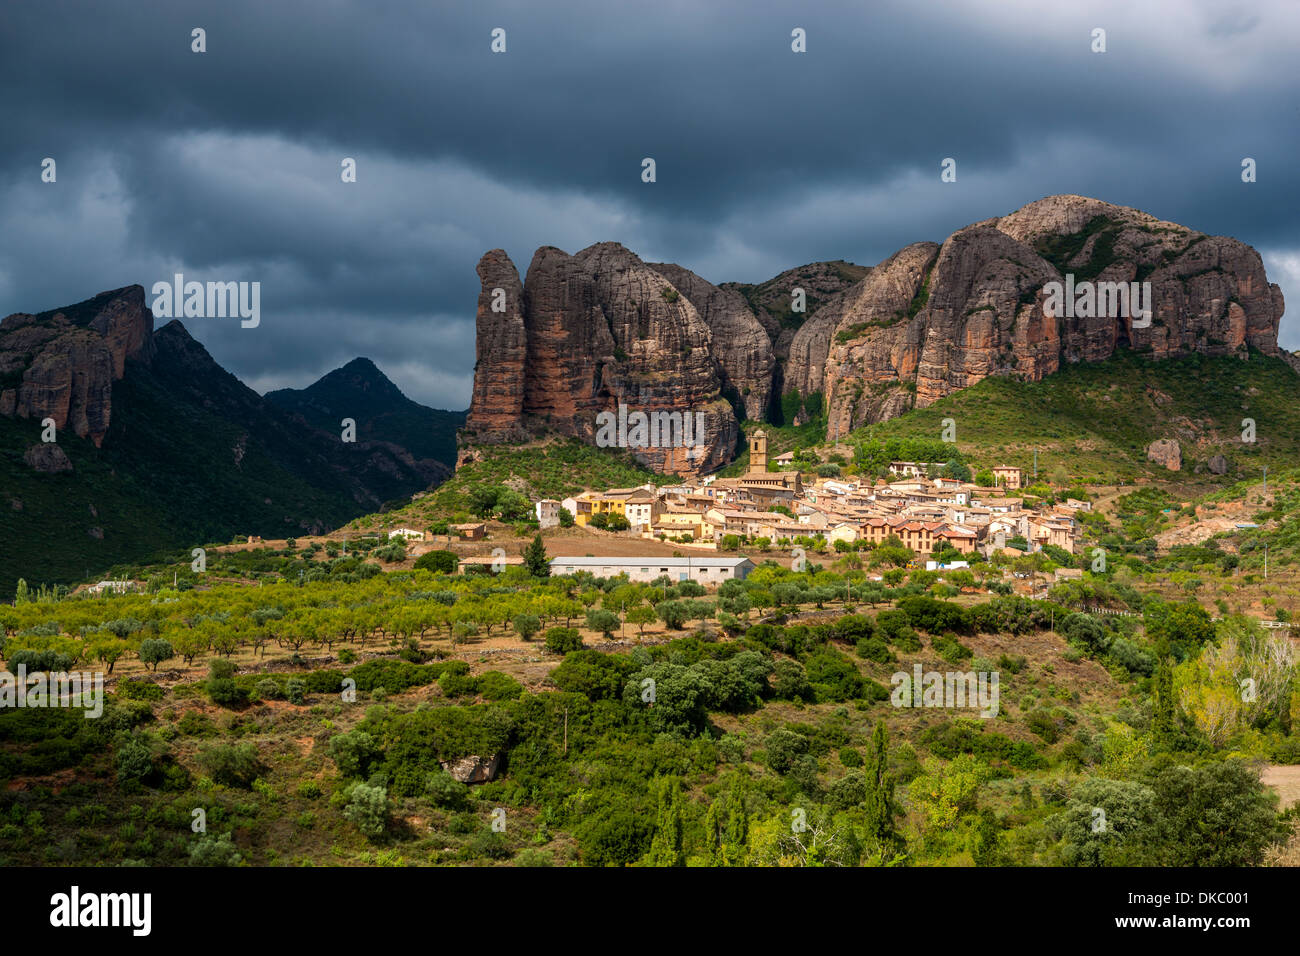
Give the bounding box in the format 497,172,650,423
2,0,1297,406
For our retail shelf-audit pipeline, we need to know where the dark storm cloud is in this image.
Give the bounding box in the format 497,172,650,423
2,0,1299,408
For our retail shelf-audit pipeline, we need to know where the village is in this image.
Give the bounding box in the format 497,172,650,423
530,431,1083,575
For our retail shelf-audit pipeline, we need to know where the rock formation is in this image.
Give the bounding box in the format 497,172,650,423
462,195,1287,473
463,242,740,474
1146,438,1183,471
648,262,774,421
0,286,154,446
23,443,73,474
794,195,1285,434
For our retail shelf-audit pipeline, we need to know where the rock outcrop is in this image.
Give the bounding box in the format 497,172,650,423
464,250,529,444
23,443,73,474
463,195,1287,472
441,753,502,784
780,195,1284,433
463,243,740,475
648,262,774,421
0,286,154,446
1146,438,1182,471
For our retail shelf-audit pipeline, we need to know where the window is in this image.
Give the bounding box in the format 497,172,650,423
641,568,649,574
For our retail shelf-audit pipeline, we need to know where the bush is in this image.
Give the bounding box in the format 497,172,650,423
477,671,523,701
328,730,380,779
255,678,283,700
414,550,459,574
897,596,971,634
115,735,155,786
426,770,470,810
856,637,895,664
117,678,164,701
835,614,875,643
348,659,443,693
771,659,812,701
438,660,479,698
189,831,243,867
198,742,263,788
1108,638,1155,676
343,783,389,838
544,627,583,654
576,810,653,866
206,660,248,708
6,648,75,673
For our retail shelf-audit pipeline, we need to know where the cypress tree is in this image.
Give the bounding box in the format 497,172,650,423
724,780,748,866
523,534,551,578
703,801,725,867
863,720,899,853
646,777,685,867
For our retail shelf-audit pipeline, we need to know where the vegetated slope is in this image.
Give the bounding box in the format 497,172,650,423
845,349,1300,485
265,357,465,470
0,319,444,595
346,438,659,531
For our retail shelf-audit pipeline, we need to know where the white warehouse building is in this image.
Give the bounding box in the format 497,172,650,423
549,555,754,584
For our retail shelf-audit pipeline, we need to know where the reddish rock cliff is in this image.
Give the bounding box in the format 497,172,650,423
0,285,154,446
792,195,1285,432
464,195,1287,471
463,243,739,475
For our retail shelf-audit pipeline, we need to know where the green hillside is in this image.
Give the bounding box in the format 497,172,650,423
847,349,1298,485
345,438,659,530
0,324,442,596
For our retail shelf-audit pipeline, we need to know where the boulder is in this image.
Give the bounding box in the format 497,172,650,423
23,443,73,474
440,753,502,784
1146,439,1182,471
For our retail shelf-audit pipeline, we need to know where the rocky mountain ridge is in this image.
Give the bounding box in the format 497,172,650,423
463,195,1286,473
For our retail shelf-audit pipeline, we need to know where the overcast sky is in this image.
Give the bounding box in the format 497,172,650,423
3,0,1298,410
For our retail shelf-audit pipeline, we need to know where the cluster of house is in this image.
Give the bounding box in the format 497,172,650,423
534,431,1083,559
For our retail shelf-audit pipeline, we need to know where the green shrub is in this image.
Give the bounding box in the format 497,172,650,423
342,783,389,838
426,770,470,810
197,742,263,789
414,551,458,574
189,831,243,867
544,627,583,654
117,678,164,702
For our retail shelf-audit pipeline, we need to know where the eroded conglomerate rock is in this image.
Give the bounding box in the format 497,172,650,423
463,195,1286,470
463,243,739,475
0,285,155,446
